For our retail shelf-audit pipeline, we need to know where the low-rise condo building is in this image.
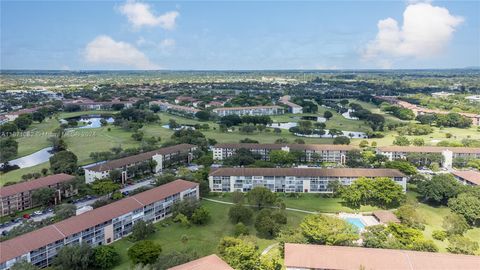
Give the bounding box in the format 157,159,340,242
0,174,76,217
0,180,199,269
377,146,480,169
212,105,284,117
451,170,480,186
284,243,480,270
169,254,233,270
213,143,355,164
149,100,200,115
279,95,303,114
209,167,406,193
84,144,197,183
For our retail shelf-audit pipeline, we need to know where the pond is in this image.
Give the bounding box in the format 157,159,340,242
342,109,359,120
3,147,53,169
61,115,114,129
268,122,297,129
294,130,367,138
161,124,195,130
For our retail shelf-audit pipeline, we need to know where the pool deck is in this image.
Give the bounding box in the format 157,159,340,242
338,213,379,227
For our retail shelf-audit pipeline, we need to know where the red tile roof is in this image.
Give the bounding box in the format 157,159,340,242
452,170,480,185
0,180,198,263
373,210,401,224
168,254,233,270
284,244,480,270
86,144,196,172
0,174,75,197
209,167,405,178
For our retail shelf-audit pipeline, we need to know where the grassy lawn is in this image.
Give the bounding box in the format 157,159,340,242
14,118,59,158
0,162,49,186
407,191,480,254
207,193,381,213
111,200,307,270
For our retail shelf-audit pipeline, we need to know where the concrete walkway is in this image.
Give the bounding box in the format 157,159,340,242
202,198,318,214
261,243,279,255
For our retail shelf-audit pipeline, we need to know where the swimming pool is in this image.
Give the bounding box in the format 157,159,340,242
345,217,366,230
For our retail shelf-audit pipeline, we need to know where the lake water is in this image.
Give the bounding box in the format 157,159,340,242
342,109,359,120
268,122,297,129
3,147,53,169
294,129,367,138
61,115,114,129
161,124,195,130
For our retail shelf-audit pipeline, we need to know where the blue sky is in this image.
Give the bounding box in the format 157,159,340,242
1,0,479,70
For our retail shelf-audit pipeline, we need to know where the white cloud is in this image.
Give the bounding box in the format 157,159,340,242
363,3,463,65
119,0,179,30
159,38,175,50
85,35,159,69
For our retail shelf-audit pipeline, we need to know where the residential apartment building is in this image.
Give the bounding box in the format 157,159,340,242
0,174,76,217
62,98,136,110
84,144,197,183
209,167,407,193
169,254,233,270
149,100,200,115
213,143,355,164
451,170,480,186
377,146,480,169
0,180,199,269
375,96,480,126
212,105,284,117
284,243,480,270
279,95,303,114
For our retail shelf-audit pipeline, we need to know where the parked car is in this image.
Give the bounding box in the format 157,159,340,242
34,210,43,215
23,214,31,219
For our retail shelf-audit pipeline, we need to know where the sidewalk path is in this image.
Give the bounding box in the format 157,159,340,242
202,198,318,214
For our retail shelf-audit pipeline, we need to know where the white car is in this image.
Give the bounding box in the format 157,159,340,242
33,211,43,215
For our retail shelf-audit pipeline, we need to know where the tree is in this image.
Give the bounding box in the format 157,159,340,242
395,205,425,230
10,260,39,270
246,187,278,209
447,235,479,255
448,192,480,226
195,110,211,121
323,111,333,120
93,245,120,270
218,237,279,270
191,206,211,225
224,148,260,166
412,138,425,146
254,209,282,238
345,150,367,168
49,150,78,174
333,136,350,145
0,122,18,134
228,204,253,224
359,140,369,148
153,250,198,270
91,180,120,196
131,220,156,241
300,214,359,245
417,174,461,204
232,191,244,204
128,240,162,265
0,136,18,162
328,128,343,137
442,213,470,236
269,150,295,166
55,203,76,221
31,187,55,206
14,115,33,130
416,114,436,125
385,160,417,175
393,136,410,146
172,198,201,219
32,111,46,123
340,177,405,209
52,243,94,270
234,222,249,237
150,104,161,113
362,225,402,249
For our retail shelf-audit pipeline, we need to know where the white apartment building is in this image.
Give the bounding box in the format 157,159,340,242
209,167,407,193
213,143,355,164
0,180,199,270
377,146,480,169
279,95,303,114
84,144,197,183
212,105,284,117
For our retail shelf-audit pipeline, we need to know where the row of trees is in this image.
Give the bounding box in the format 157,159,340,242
416,113,472,128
